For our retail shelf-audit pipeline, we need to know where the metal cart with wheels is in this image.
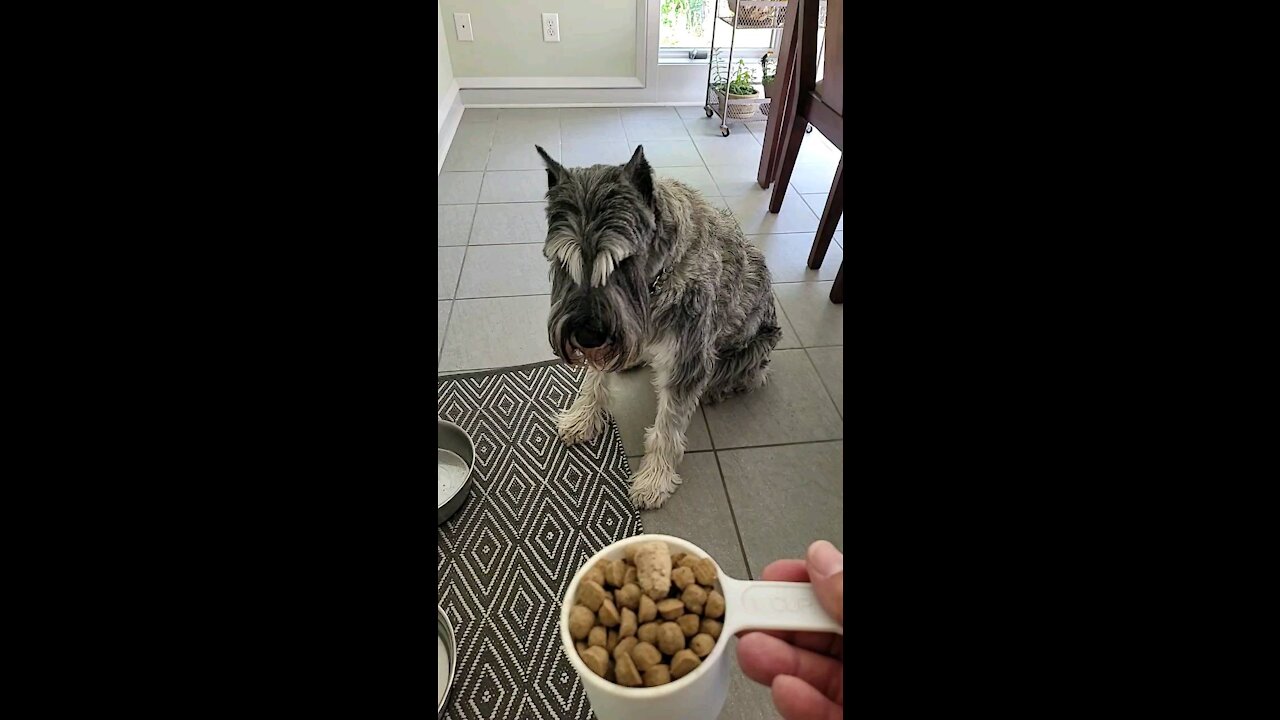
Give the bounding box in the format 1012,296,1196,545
703,0,789,136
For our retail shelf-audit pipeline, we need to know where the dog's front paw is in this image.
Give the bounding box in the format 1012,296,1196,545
628,462,682,510
557,403,608,445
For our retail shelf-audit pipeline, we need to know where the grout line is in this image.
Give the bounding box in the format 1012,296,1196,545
583,437,845,456
701,401,716,451
711,438,843,453
438,299,456,369
802,345,844,421
441,204,482,301
452,292,550,302
442,199,546,206
711,448,755,581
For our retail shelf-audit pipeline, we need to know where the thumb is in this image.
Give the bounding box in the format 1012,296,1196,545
806,540,843,626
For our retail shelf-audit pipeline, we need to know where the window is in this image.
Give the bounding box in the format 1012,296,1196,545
659,0,777,56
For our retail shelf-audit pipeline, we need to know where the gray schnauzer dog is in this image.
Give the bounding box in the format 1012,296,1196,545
535,144,781,509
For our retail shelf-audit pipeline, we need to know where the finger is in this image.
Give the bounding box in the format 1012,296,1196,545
743,558,841,653
744,561,809,645
806,541,844,626
735,629,843,658
737,632,844,703
772,675,843,720
761,559,809,582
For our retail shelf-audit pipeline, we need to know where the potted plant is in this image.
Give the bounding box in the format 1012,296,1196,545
712,59,760,120
760,51,778,99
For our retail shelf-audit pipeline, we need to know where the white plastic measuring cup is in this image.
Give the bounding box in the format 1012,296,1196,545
559,534,842,720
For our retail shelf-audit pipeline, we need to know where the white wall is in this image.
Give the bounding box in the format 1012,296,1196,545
439,1,464,173
438,2,456,105
440,0,637,79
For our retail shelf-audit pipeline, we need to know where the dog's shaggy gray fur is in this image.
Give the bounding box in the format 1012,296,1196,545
536,144,780,509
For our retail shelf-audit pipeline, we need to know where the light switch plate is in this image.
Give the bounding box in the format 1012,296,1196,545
542,13,560,42
454,13,473,42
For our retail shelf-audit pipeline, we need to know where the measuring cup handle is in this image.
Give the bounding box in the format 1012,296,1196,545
721,579,844,636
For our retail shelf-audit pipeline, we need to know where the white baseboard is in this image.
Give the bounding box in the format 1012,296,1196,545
438,80,460,132
459,64,707,107
456,76,644,89
463,102,704,108
438,80,464,176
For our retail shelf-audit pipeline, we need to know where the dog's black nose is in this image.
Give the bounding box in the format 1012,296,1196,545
573,326,609,349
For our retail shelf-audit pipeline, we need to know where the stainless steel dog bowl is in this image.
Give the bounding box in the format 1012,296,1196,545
438,605,457,718
438,418,475,525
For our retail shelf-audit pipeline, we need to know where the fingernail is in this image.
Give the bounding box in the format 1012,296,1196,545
808,540,843,579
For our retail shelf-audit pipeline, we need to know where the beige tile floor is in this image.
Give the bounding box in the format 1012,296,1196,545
438,105,843,719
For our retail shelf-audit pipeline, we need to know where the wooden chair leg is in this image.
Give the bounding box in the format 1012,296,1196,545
768,112,807,214
809,155,843,269
830,261,844,304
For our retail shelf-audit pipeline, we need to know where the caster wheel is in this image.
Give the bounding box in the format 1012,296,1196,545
721,127,731,137
704,106,713,117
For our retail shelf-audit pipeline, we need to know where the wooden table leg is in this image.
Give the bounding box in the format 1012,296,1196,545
830,261,844,304
758,0,801,189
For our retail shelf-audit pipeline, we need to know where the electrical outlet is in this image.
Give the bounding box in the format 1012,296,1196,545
454,13,473,42
542,13,560,42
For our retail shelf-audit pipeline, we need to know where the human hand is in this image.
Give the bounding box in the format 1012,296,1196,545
736,540,843,720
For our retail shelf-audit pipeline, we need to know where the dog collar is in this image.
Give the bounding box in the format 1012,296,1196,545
650,264,674,296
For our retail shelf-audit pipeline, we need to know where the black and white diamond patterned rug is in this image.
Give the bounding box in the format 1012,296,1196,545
438,360,642,720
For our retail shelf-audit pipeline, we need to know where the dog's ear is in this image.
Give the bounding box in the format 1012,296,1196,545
623,145,654,202
535,145,565,188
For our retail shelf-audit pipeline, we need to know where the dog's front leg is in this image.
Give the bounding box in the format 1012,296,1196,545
630,375,705,510
558,367,610,445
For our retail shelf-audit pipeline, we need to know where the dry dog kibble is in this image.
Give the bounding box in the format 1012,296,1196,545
690,633,714,658
568,547,726,689
643,664,672,687
704,590,725,619
657,621,685,655
693,558,717,586
676,613,700,638
580,645,610,677
637,621,659,644
671,565,696,590
681,584,708,615
616,583,641,610
588,625,607,649
638,594,657,623
633,541,673,600
657,598,685,620
630,641,662,672
606,559,627,588
670,649,701,679
578,580,608,611
613,636,638,660
619,607,637,638
598,598,621,627
614,650,643,687
570,605,595,640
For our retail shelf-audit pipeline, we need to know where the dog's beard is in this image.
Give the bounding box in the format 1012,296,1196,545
548,278,647,372
562,341,627,372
